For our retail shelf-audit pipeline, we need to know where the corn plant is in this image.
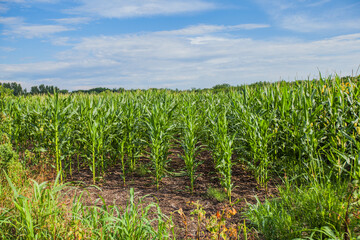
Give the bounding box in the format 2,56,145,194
144,93,176,190
179,96,202,193
85,96,101,184
47,91,73,182
121,97,144,172
210,109,235,202
245,111,275,190
96,98,118,175
6,100,24,151
82,96,118,183
26,98,49,156
119,137,127,185
206,96,224,166
71,94,91,172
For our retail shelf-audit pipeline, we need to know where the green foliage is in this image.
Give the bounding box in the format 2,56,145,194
2,74,360,239
207,187,227,202
1,82,23,95
72,87,120,94
0,84,14,97
145,93,176,189
0,174,174,239
235,106,275,189
208,108,235,202
246,197,298,240
0,133,24,205
179,95,203,193
0,143,18,172
0,133,22,182
4,75,360,187
135,163,149,177
0,85,13,112
30,84,65,95
120,97,144,172
212,83,231,89
246,182,360,240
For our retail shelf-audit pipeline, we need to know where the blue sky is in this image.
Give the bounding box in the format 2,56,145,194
1,0,360,91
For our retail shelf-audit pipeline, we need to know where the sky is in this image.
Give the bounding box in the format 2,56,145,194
0,0,360,91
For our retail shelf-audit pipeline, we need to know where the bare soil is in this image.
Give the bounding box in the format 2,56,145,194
67,148,278,239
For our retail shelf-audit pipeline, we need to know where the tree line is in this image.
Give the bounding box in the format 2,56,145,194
1,75,359,96
0,82,69,96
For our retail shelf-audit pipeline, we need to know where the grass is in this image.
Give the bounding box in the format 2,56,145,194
136,163,150,177
207,186,227,202
245,180,360,239
0,173,174,240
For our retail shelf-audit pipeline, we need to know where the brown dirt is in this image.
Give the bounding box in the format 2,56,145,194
66,148,278,239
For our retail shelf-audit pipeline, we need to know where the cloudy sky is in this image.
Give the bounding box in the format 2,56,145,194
0,0,360,90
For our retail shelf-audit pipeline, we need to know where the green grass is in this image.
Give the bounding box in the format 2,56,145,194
245,181,360,239
0,173,174,240
207,186,227,202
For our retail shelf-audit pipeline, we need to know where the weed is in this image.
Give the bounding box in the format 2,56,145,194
207,186,227,202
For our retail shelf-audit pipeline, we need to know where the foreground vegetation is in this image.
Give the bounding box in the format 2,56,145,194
0,75,360,239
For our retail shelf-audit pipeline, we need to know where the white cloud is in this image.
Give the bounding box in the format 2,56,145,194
52,17,91,25
0,47,16,52
69,0,216,18
0,3,8,13
306,0,331,7
255,0,360,33
0,16,23,25
158,24,270,35
49,37,71,46
0,0,58,15
280,14,360,33
4,24,72,38
0,16,72,38
2,0,58,3
1,26,359,90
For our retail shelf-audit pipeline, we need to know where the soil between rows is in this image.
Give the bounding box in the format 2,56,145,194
66,148,278,239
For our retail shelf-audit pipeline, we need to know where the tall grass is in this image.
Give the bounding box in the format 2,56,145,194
0,173,174,239
245,180,359,240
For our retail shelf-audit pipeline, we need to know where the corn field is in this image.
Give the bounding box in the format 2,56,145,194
1,75,360,239
0,76,359,198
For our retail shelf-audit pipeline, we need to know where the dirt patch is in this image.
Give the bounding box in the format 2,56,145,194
67,148,278,239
